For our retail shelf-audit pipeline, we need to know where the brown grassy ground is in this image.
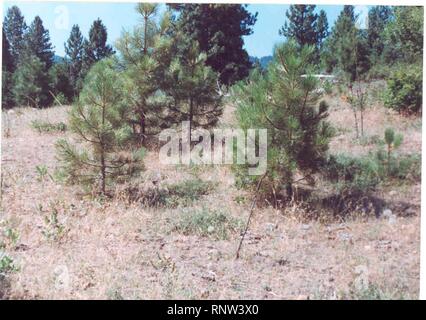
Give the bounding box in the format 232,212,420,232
0,93,421,299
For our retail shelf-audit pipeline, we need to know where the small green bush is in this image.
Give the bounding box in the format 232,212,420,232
35,164,53,181
31,120,67,133
344,283,408,300
0,252,18,275
366,63,394,81
384,65,422,114
325,153,382,195
174,207,242,240
325,128,420,196
396,154,421,180
3,228,19,248
54,93,69,105
41,204,66,242
323,80,333,95
167,179,214,205
358,134,381,146
141,178,215,207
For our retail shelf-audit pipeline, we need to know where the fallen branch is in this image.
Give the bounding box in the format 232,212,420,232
235,172,267,259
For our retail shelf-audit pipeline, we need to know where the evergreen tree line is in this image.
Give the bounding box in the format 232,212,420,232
2,4,257,110
2,5,114,109
3,4,421,112
278,5,423,79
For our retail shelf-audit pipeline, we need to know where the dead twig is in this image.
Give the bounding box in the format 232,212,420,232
235,172,267,259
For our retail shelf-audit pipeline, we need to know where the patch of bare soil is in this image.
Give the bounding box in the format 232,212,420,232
0,101,420,299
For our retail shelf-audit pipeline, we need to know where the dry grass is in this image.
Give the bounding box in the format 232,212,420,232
0,96,420,299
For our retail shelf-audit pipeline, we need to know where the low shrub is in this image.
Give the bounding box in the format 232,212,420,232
173,207,242,240
323,80,333,95
324,153,382,195
325,128,420,196
53,93,69,106
41,203,66,242
166,179,214,205
35,164,53,181
343,283,408,300
384,64,422,114
325,151,420,196
2,227,19,249
0,252,18,275
31,120,67,133
137,178,215,207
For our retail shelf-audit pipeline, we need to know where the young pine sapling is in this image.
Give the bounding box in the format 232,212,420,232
56,59,145,195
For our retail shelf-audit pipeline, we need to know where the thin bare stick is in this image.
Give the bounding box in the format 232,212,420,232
235,172,267,259
49,90,64,107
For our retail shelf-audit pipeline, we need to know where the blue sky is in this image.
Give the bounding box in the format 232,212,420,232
2,2,364,58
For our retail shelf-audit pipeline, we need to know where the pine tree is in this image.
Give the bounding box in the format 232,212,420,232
3,6,27,63
25,16,54,71
233,40,333,198
381,7,423,115
383,6,423,64
367,6,392,63
169,4,257,85
2,27,14,72
316,10,329,50
326,5,370,80
164,42,222,137
12,53,50,108
64,25,84,98
49,61,73,104
82,19,114,75
279,5,318,48
116,3,173,143
2,27,15,108
56,59,144,195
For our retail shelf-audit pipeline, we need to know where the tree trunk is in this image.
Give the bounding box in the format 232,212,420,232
353,107,359,138
100,152,106,195
189,97,193,144
286,183,293,200
143,16,148,55
100,101,106,195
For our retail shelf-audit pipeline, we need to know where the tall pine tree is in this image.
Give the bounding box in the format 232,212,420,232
169,4,257,86
316,10,329,50
383,6,423,64
2,27,15,108
64,25,84,98
12,53,50,108
116,3,173,143
3,6,27,64
82,19,114,75
325,5,370,80
25,16,54,71
50,61,73,104
367,6,393,63
279,5,318,48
